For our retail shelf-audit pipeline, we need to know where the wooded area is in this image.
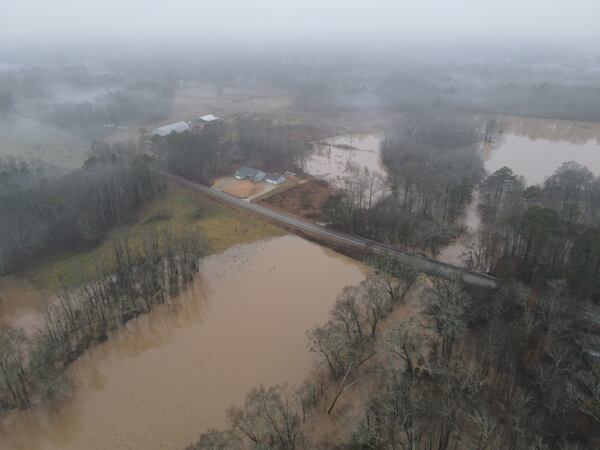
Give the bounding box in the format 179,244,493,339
324,117,485,255
468,161,600,300
161,118,311,184
0,143,163,275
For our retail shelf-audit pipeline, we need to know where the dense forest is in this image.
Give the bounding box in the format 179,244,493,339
468,162,600,301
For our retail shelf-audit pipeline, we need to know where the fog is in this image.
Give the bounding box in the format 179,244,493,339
2,0,600,45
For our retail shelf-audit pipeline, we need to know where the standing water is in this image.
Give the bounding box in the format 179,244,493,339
305,134,385,182
439,116,600,266
484,116,600,184
0,235,367,450
0,276,46,334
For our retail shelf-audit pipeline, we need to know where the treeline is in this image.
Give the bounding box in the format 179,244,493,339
0,232,204,411
377,56,600,123
351,280,600,449
161,118,311,184
187,273,600,449
0,142,163,274
42,82,174,138
324,117,485,255
467,162,600,301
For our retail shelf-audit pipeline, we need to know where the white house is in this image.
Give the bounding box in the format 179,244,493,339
152,121,190,136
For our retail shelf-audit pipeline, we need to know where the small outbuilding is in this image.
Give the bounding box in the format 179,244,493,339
198,114,219,123
234,166,266,182
265,173,286,185
152,121,190,136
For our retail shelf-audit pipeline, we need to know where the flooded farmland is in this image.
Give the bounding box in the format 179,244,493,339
0,235,367,450
0,276,46,334
484,116,600,183
305,134,385,182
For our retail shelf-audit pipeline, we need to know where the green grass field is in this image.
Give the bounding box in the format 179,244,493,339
23,181,284,289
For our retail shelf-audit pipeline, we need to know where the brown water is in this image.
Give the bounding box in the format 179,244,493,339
437,191,481,266
0,276,47,334
306,134,385,181
0,235,366,450
484,116,600,184
440,117,600,266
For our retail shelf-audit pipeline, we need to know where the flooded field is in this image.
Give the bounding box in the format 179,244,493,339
0,235,366,450
305,134,385,182
0,276,46,334
484,116,600,184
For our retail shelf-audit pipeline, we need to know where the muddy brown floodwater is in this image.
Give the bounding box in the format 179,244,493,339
306,134,385,182
0,276,47,334
484,116,600,184
0,235,367,450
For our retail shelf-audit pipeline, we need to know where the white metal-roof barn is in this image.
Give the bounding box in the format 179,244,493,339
152,121,190,136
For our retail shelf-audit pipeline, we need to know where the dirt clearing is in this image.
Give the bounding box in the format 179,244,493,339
259,179,331,220
222,180,264,198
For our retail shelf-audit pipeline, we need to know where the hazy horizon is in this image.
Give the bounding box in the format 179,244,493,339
2,0,600,47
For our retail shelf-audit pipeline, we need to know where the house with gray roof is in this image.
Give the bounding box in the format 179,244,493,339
265,173,286,185
234,166,266,182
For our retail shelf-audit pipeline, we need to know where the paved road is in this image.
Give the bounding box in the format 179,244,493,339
164,173,497,288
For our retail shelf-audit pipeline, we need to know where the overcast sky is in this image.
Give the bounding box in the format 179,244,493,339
2,0,600,45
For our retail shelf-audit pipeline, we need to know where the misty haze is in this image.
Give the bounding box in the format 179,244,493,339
1,1,600,449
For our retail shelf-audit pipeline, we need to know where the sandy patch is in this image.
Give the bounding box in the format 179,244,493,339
212,176,236,191
222,180,264,198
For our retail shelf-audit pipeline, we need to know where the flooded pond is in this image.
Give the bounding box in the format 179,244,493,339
0,235,366,450
484,116,600,184
305,134,385,182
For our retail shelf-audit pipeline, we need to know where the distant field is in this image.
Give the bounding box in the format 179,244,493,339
23,181,284,289
0,118,89,169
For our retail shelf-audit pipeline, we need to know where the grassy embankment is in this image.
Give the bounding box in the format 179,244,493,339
22,181,284,290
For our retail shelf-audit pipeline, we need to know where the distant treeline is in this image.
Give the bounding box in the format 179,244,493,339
281,55,600,123
377,66,600,123
41,82,174,138
0,143,163,275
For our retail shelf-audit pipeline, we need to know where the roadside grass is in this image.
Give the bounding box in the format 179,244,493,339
22,181,284,290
